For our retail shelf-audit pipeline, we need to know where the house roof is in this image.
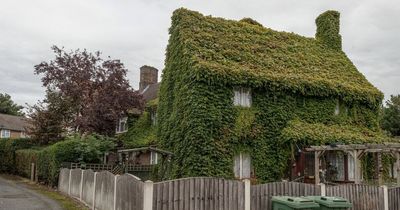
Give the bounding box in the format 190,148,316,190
141,83,160,102
0,113,29,131
170,9,383,105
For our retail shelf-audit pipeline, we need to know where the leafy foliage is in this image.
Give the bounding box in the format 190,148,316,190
119,111,157,148
0,93,24,116
27,91,67,145
158,8,387,182
315,10,342,50
381,95,400,136
0,138,35,172
32,46,144,136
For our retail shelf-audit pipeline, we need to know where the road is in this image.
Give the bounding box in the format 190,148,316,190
0,175,62,210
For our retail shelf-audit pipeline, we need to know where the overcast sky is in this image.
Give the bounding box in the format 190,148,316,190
1,0,399,106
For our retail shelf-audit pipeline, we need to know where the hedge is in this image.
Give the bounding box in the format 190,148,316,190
0,138,34,172
2,134,115,186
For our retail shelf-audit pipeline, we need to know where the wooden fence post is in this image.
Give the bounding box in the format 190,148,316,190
92,172,97,210
143,180,154,210
383,185,389,210
243,179,251,210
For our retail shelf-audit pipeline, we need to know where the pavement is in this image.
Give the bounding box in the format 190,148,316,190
0,175,62,210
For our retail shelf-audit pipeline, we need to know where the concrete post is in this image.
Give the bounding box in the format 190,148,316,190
79,170,84,201
113,175,119,210
319,183,326,196
143,180,154,210
68,169,72,195
396,152,400,186
243,179,251,210
315,151,320,184
382,185,389,210
30,163,35,182
92,172,97,210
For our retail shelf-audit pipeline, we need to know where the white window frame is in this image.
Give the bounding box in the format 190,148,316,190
150,151,158,165
234,152,251,179
334,100,340,115
116,117,128,133
1,129,11,138
233,88,252,107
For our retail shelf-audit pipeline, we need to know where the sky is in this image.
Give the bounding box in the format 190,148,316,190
0,0,399,106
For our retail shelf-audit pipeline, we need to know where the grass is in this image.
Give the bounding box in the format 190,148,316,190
0,174,88,210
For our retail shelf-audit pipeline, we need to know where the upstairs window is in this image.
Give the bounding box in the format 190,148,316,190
150,111,157,126
1,129,10,138
233,153,251,179
234,88,251,107
334,100,340,115
116,117,128,133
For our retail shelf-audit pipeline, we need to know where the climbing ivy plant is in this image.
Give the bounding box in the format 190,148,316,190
156,8,389,183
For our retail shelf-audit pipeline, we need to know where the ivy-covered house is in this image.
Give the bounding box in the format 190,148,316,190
116,65,166,167
157,8,390,183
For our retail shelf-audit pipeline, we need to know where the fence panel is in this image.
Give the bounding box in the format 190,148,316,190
82,169,95,206
94,171,115,210
58,168,70,194
326,184,384,210
152,177,245,210
70,169,82,198
389,187,400,210
251,182,321,210
115,174,144,210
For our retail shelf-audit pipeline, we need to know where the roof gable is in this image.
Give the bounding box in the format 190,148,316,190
170,9,383,105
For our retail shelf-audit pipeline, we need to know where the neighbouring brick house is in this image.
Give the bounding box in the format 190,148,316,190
115,65,168,167
0,113,29,139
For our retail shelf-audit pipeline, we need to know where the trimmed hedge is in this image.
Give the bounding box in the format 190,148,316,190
0,138,34,172
5,134,114,186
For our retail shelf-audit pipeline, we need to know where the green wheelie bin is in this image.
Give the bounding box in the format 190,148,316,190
271,196,320,210
306,196,352,210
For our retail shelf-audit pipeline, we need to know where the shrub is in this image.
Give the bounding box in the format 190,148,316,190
0,138,34,172
36,134,115,185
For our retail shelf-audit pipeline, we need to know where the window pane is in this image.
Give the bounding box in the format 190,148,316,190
242,153,251,178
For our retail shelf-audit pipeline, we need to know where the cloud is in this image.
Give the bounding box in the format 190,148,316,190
0,0,399,106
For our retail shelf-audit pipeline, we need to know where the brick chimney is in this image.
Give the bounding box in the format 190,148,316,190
315,10,342,50
139,65,158,91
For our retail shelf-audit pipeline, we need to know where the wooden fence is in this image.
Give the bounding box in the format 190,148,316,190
59,168,400,210
326,184,384,210
152,177,245,210
388,187,400,210
251,182,321,210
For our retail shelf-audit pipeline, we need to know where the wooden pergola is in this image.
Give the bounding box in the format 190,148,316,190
305,143,400,185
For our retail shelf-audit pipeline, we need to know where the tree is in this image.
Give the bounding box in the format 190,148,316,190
381,95,400,136
0,93,24,116
27,91,70,145
31,46,144,137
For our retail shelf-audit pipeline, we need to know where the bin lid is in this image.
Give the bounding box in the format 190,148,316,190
271,196,320,209
306,196,353,208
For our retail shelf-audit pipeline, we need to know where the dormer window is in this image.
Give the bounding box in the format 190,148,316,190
234,88,251,107
116,117,128,133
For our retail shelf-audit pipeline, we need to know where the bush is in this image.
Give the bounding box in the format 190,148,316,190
36,134,115,185
15,149,40,178
0,138,34,172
